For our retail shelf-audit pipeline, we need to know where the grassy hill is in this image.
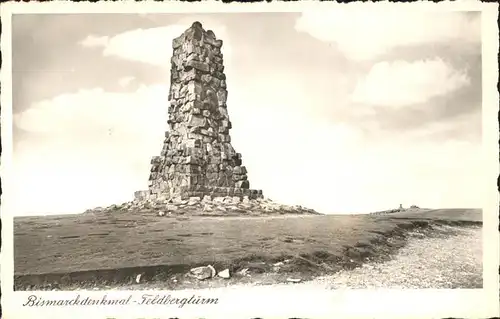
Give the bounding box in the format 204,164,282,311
13,208,481,290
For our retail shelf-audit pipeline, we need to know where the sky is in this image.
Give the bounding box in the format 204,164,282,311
11,11,483,216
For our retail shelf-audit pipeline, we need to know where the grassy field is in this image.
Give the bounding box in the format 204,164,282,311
14,208,482,290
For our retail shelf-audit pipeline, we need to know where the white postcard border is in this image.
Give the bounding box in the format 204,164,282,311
1,1,499,318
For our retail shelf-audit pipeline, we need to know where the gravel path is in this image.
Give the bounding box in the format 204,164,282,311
304,225,482,289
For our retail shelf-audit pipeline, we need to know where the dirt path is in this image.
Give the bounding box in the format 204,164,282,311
289,224,482,289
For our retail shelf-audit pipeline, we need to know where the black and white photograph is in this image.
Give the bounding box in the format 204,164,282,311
1,2,499,318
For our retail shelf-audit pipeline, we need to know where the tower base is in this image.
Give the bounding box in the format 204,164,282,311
134,185,263,202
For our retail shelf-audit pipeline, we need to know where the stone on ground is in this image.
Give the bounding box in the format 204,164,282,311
218,269,231,279
189,265,216,280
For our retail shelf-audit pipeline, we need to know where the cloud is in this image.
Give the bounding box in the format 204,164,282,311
13,85,169,215
407,109,481,142
15,85,168,135
295,11,480,61
224,77,481,213
79,34,109,48
228,107,370,212
351,58,470,107
239,110,481,213
78,24,232,68
118,76,135,87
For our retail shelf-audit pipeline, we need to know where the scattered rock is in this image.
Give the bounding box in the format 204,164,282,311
231,196,241,204
263,206,274,213
172,197,183,204
189,265,216,280
226,205,239,211
272,261,284,272
286,278,302,283
238,268,250,276
242,261,270,273
188,197,201,205
165,204,179,211
218,269,231,279
213,197,225,204
84,175,320,218
170,276,178,283
207,265,217,277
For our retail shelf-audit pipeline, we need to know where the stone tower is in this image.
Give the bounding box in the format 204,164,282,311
135,22,263,202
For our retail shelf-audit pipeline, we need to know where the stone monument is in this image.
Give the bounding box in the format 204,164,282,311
134,22,263,202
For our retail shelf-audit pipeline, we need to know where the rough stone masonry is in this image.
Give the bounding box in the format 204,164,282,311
134,22,263,202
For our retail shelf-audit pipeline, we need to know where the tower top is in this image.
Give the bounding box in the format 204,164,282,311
172,21,223,50
191,21,203,29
